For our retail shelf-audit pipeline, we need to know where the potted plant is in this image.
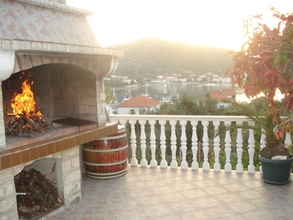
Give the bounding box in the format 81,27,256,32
228,8,293,184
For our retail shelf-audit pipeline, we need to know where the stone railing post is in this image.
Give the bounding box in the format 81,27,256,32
140,120,147,167
159,119,167,168
180,120,188,169
213,121,221,171
191,120,199,170
202,120,209,171
224,121,232,172
248,122,255,173
170,120,178,169
149,120,157,167
236,124,243,173
129,119,138,166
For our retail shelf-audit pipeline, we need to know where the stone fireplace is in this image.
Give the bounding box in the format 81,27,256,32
0,0,123,219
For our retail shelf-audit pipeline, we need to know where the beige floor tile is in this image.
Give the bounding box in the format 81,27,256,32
202,205,236,218
51,165,293,220
141,204,174,218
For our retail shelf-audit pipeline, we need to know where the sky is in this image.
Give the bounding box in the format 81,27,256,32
66,0,293,50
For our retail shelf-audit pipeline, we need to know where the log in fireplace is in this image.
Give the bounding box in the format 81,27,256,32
0,0,123,219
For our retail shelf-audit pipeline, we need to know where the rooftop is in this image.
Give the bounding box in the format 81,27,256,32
210,89,236,102
117,95,161,107
51,165,293,219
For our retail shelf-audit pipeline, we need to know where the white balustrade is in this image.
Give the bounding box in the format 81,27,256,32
224,121,232,172
213,121,221,171
129,119,138,166
236,125,243,173
159,119,167,168
191,120,199,170
202,121,210,171
149,120,157,167
140,120,147,167
248,122,255,173
285,132,292,148
170,120,178,169
110,115,293,174
180,120,188,169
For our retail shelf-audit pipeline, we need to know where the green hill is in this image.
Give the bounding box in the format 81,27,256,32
109,38,233,81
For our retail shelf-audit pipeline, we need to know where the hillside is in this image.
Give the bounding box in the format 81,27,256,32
109,38,233,81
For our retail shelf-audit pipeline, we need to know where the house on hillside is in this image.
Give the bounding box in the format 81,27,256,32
116,95,161,114
210,89,236,108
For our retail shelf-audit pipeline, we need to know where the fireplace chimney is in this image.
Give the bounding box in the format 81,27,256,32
0,0,123,219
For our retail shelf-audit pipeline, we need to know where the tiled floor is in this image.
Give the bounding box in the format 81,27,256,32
51,165,293,220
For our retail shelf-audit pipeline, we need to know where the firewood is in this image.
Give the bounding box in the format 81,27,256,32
21,114,45,133
15,168,62,218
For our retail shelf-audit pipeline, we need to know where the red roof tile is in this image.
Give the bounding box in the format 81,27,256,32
210,89,236,102
117,95,161,107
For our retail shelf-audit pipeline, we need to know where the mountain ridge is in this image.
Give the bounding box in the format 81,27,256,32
109,38,232,81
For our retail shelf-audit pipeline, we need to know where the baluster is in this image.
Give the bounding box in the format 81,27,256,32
149,120,157,167
236,124,243,173
191,120,198,170
202,120,209,171
285,132,292,148
224,121,232,172
259,128,266,174
248,122,255,173
180,120,188,169
140,120,147,167
129,119,138,166
170,120,178,169
213,121,220,172
159,119,167,168
260,128,266,150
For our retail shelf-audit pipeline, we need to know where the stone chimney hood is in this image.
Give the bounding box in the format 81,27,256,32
0,0,124,80
0,0,124,148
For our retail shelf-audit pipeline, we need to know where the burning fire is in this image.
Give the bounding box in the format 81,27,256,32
6,71,48,135
11,78,42,118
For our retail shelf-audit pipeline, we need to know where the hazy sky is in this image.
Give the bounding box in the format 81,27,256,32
67,0,293,50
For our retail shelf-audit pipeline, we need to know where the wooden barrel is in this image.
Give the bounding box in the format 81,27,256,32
82,125,128,179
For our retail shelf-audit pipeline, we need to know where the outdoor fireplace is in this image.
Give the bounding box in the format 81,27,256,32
0,0,123,219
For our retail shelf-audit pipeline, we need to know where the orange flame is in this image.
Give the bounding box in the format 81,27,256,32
11,77,42,118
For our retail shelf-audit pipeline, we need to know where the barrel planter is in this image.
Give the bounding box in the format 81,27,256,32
82,125,128,179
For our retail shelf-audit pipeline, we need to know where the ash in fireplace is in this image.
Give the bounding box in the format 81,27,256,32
15,168,63,219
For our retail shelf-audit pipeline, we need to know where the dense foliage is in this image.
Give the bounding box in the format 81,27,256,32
227,8,293,159
146,92,224,115
228,9,293,142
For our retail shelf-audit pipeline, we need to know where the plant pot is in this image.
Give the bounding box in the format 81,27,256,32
259,156,293,185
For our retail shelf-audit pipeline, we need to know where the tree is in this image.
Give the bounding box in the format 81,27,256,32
147,92,220,115
227,8,293,158
104,86,116,104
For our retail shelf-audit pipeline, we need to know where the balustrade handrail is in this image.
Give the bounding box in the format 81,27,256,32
109,114,292,174
110,114,250,122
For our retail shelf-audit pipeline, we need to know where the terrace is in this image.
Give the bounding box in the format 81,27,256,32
51,115,293,219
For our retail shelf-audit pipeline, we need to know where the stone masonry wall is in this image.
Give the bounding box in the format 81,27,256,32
0,146,82,219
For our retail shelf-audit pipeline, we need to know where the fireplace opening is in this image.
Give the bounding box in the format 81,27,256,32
2,63,99,147
14,158,64,219
6,70,50,136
